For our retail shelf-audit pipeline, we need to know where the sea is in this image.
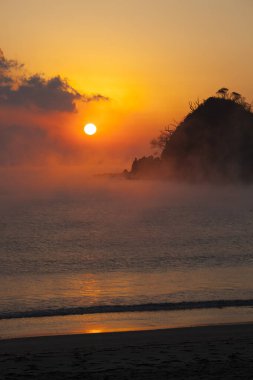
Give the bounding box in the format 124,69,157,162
1,178,253,339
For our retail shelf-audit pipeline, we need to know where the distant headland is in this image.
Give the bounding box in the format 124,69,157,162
124,88,253,182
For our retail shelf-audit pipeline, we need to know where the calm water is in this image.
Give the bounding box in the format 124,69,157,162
0,180,253,337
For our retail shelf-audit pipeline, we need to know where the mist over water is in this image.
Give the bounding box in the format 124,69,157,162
0,169,253,322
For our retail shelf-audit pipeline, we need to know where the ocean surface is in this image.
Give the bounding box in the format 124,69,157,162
1,179,253,338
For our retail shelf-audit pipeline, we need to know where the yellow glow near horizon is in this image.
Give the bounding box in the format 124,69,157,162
84,123,97,136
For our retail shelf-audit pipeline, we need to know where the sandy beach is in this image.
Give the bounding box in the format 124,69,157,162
1,323,253,379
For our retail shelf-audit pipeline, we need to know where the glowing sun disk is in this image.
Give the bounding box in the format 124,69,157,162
84,123,97,135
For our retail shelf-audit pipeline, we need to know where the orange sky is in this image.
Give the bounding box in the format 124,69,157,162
1,0,253,172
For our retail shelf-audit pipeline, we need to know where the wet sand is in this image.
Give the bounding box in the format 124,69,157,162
0,324,253,379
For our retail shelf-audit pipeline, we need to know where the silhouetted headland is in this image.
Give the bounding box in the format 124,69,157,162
125,89,253,182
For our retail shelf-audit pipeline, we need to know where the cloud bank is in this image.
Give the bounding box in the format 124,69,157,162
0,49,108,112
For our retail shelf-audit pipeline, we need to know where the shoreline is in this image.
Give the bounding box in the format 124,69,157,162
1,320,253,343
1,305,253,341
1,323,253,379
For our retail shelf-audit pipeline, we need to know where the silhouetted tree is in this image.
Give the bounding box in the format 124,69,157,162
189,98,202,112
231,91,241,102
150,126,175,152
216,87,229,98
238,96,252,112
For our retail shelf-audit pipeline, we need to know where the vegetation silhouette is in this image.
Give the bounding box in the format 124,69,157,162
126,89,253,182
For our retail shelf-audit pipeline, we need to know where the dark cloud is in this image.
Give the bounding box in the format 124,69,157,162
0,49,108,112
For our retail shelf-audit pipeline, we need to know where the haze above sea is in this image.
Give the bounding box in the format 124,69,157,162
1,178,253,338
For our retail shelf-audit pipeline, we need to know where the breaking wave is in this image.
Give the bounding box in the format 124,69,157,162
1,299,253,320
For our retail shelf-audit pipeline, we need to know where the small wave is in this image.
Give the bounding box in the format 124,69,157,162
1,299,253,320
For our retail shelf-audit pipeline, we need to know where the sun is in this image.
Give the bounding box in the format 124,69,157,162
84,123,97,135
